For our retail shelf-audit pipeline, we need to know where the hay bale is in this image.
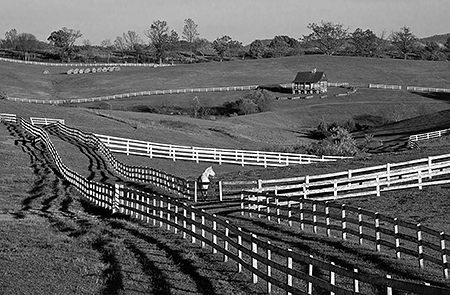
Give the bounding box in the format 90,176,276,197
42,69,50,75
73,68,79,74
114,66,121,71
84,68,91,74
67,69,73,75
78,69,84,74
102,67,108,72
91,68,97,73
97,67,103,73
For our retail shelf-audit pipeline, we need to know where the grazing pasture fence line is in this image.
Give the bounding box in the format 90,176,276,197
0,113,17,123
4,117,449,294
30,117,65,126
95,133,349,168
5,85,260,105
219,154,450,200
368,84,402,90
407,86,450,93
409,129,450,142
241,194,450,280
49,122,196,200
0,56,170,67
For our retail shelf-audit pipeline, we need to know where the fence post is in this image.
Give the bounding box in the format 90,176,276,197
394,218,401,259
330,262,336,295
417,223,424,269
219,181,223,201
191,210,196,244
267,240,272,293
308,255,313,295
174,205,178,234
358,207,363,245
224,220,230,262
167,203,171,230
200,210,206,248
313,202,318,234
212,215,218,254
418,170,422,190
113,183,120,213
375,212,381,252
237,227,243,273
341,204,347,240
325,202,331,237
251,234,258,284
287,249,293,295
441,232,449,279
353,269,359,293
300,197,304,231
386,274,393,295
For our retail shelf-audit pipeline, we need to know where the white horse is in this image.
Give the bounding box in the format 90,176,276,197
197,166,215,201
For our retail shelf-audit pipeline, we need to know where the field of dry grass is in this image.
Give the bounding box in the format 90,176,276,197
3,55,450,293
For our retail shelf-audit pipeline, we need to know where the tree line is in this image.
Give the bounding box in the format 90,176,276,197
1,20,450,63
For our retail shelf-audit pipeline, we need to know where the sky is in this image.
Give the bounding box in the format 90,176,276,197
1,0,449,45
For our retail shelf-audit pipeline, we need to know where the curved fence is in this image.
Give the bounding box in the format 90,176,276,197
5,85,259,105
50,122,195,199
95,133,348,168
3,115,448,294
0,56,170,67
241,194,450,280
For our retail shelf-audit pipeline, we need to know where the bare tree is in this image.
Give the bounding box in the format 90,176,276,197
145,20,173,64
122,30,143,62
100,39,113,63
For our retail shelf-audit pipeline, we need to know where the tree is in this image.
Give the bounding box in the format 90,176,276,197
113,36,127,60
3,29,18,48
182,18,199,43
350,28,379,57
100,39,113,62
121,30,143,62
145,20,173,64
390,26,418,59
303,21,349,55
420,41,446,61
195,39,217,57
47,27,82,62
249,39,266,59
267,35,301,57
15,33,39,60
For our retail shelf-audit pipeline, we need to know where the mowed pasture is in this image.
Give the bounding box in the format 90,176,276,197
3,55,450,293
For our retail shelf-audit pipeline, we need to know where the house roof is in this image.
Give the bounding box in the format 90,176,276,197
292,71,327,83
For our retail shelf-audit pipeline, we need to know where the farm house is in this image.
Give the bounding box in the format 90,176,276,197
292,69,328,94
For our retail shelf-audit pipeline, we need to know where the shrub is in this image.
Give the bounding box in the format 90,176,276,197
307,126,360,156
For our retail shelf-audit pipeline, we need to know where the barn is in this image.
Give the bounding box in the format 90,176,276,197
292,69,328,94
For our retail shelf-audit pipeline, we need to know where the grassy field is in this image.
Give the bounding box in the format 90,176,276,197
3,55,450,293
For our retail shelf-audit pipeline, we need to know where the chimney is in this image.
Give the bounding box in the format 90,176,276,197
311,68,317,73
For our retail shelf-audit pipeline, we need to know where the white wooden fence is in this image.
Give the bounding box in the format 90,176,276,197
241,194,450,280
30,117,65,126
409,129,450,143
0,113,17,123
0,57,170,67
407,86,450,93
95,133,348,168
9,116,449,294
368,84,402,90
219,154,450,200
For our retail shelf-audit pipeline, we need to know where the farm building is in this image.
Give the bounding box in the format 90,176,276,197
292,69,328,94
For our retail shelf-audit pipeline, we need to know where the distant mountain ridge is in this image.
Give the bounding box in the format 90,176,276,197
420,33,450,44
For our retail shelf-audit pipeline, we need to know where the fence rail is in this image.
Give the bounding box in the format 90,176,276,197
8,116,449,294
409,129,450,143
220,154,450,200
407,86,450,93
50,122,196,200
0,56,170,67
95,133,348,168
0,113,17,123
368,84,402,90
241,194,450,280
30,117,65,126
